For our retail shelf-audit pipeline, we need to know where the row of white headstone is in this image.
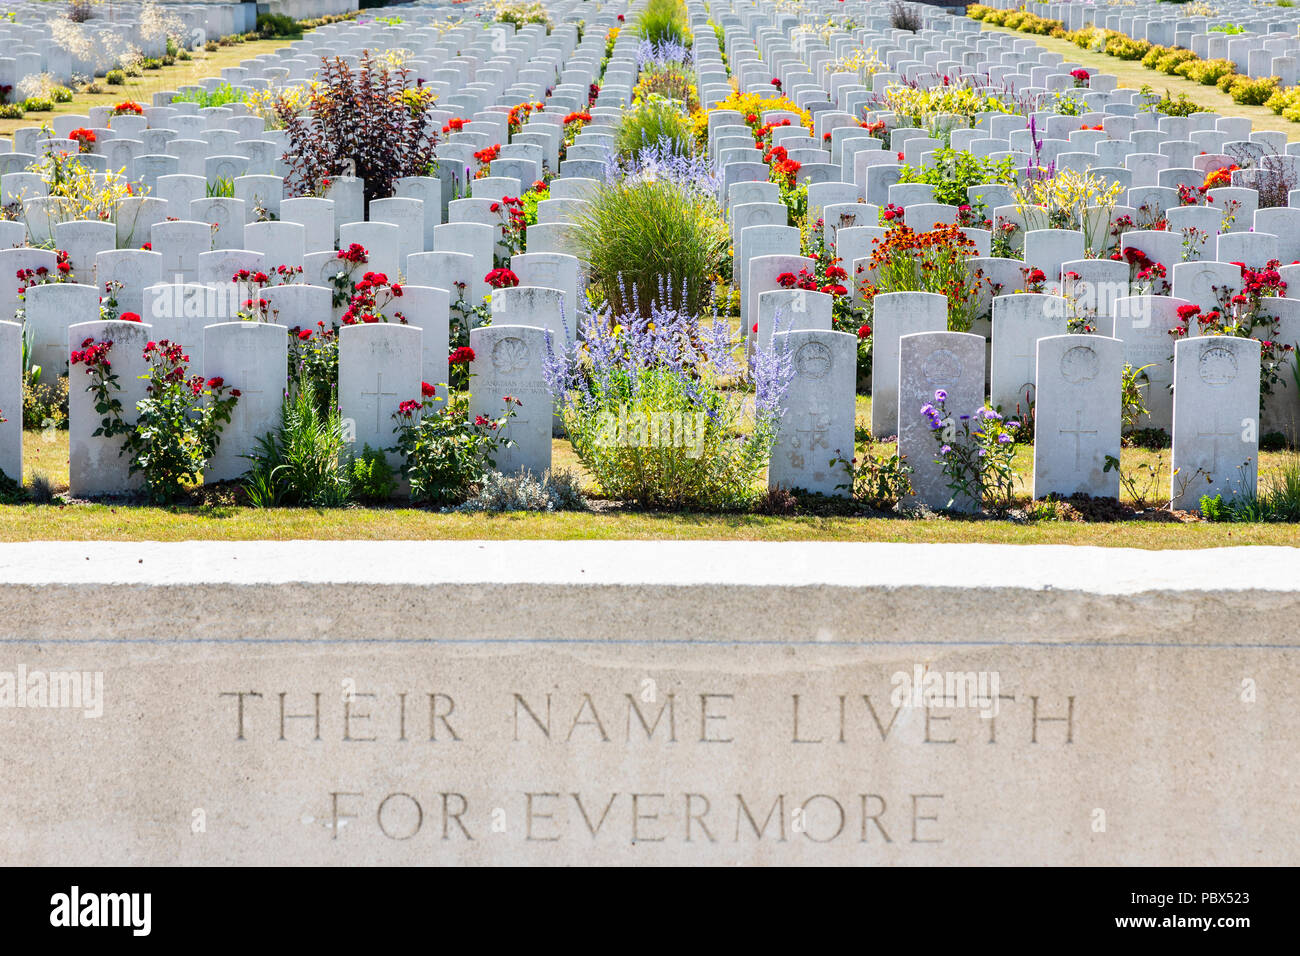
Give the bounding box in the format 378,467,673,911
770,290,1262,511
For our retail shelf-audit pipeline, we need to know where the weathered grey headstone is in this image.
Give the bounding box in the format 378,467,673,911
898,331,986,513
769,330,856,497
468,324,553,475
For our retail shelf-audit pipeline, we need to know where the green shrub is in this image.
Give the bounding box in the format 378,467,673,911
141,58,163,71
899,148,1017,207
1224,75,1280,106
50,85,73,103
350,444,396,502
1152,88,1211,116
1140,45,1169,69
105,69,126,85
546,306,790,511
1104,34,1151,60
615,94,695,156
22,97,53,112
391,394,518,506
1178,57,1235,85
172,82,247,109
577,176,728,318
1266,85,1300,121
0,104,23,119
1200,454,1300,521
257,12,299,38
1155,49,1197,75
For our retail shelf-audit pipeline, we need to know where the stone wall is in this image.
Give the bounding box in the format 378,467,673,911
0,541,1295,864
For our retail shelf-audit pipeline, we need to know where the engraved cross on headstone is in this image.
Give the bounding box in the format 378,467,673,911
1196,414,1242,468
1059,408,1098,470
362,371,398,432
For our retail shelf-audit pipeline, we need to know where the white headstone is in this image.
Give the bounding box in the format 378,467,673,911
0,321,20,482
1032,334,1123,500
203,322,289,482
339,322,423,469
1171,336,1261,511
67,319,153,496
870,290,947,438
990,293,1069,415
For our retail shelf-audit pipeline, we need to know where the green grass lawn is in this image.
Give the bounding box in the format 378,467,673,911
0,36,306,141
7,397,1299,546
979,23,1300,141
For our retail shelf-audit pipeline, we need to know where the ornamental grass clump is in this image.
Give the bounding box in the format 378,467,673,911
544,302,794,510
577,154,727,318
243,376,351,508
637,0,689,47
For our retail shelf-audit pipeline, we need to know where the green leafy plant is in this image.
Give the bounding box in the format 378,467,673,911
172,82,247,109
105,70,126,85
243,376,352,507
899,148,1016,208
922,394,1023,514
206,176,235,198
1121,363,1154,436
350,444,396,502
832,448,913,510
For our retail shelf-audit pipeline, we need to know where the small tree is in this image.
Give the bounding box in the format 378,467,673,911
277,51,439,208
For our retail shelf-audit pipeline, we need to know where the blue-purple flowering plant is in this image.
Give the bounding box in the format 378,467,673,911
543,291,794,509
922,391,1022,514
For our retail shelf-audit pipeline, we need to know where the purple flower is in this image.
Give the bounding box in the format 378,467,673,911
934,389,947,401
939,444,952,455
